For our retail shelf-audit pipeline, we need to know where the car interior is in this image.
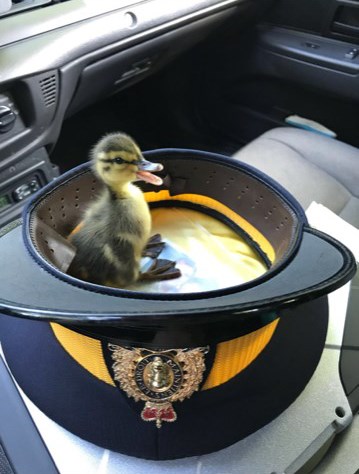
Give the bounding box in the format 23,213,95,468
0,0,358,472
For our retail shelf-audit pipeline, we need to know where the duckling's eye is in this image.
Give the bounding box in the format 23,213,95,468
113,157,126,165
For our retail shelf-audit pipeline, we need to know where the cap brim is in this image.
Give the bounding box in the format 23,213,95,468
0,220,354,346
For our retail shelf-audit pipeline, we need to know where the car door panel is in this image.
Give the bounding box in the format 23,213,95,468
198,0,359,148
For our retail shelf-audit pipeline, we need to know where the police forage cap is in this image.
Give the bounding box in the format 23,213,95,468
0,148,356,459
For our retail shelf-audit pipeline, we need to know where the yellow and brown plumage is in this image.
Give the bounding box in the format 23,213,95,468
67,132,164,287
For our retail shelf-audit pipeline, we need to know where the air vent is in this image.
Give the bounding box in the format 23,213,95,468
39,74,57,108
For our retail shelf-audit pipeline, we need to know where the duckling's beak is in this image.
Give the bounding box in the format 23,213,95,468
136,159,163,186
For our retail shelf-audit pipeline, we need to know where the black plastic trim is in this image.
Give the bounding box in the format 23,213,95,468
340,269,359,412
0,355,59,474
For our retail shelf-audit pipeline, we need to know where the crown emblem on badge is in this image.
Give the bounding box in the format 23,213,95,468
109,344,208,428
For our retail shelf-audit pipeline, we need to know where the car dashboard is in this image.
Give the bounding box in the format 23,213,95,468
0,0,268,227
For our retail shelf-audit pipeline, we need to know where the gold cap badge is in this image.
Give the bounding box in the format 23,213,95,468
109,345,208,428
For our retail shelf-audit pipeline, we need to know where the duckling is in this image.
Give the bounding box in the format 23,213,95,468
67,132,166,287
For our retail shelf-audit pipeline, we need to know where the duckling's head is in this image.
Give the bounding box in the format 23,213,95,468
91,132,163,189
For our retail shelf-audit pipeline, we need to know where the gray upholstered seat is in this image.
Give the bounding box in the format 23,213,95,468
232,127,359,228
